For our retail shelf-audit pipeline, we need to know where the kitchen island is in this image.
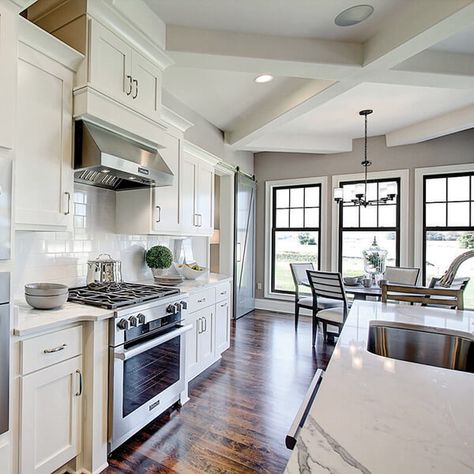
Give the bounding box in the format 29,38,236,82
285,300,474,473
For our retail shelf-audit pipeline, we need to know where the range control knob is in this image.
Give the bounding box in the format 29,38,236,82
174,302,182,313
167,304,177,314
117,318,129,331
180,300,188,310
137,313,146,324
128,315,138,327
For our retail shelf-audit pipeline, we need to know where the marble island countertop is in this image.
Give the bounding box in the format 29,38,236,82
285,300,474,474
13,273,232,337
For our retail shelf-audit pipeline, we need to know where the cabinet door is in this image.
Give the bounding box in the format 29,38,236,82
20,356,82,474
215,300,231,354
16,43,73,230
196,162,214,235
197,308,214,369
153,134,180,232
180,152,198,232
89,20,132,105
183,311,199,380
0,3,15,150
131,51,161,122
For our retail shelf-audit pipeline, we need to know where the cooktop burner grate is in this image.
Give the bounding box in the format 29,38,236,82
68,282,180,309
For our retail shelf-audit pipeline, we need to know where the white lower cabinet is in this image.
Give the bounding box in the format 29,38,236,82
19,326,83,474
20,356,83,474
184,283,231,381
215,300,231,354
185,307,214,381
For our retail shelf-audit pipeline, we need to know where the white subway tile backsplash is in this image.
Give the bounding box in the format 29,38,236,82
14,183,208,298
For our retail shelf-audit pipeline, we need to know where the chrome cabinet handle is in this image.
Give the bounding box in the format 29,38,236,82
64,192,71,215
197,297,206,303
193,213,198,227
202,316,206,332
132,79,139,99
44,343,67,354
220,303,227,308
75,370,83,396
155,205,161,223
198,317,202,334
286,369,324,450
198,214,203,227
126,75,133,95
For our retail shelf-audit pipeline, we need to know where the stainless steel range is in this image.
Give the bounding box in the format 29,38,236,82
68,282,191,452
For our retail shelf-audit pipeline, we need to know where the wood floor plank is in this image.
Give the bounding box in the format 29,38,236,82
105,310,334,474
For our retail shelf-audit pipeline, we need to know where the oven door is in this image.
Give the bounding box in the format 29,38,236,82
109,323,192,452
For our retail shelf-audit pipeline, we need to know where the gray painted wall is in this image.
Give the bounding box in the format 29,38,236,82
254,129,474,299
162,90,254,175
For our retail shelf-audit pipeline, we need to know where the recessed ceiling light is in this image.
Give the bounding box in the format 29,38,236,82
335,4,374,27
255,74,274,84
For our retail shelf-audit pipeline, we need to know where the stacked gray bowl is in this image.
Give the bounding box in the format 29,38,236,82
25,283,69,310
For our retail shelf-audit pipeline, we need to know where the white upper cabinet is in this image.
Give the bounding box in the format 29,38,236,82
88,20,132,105
16,40,77,230
87,19,162,123
115,131,182,235
180,150,215,236
0,3,16,150
132,51,162,122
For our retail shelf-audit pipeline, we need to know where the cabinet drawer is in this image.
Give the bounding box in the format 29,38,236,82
189,288,215,312
215,282,231,302
21,326,83,375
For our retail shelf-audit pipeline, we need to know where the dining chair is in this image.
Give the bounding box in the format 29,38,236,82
290,263,342,330
384,266,420,285
290,263,314,330
381,283,464,310
427,276,470,309
306,270,349,346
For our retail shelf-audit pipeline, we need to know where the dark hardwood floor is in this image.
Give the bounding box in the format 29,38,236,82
104,310,334,474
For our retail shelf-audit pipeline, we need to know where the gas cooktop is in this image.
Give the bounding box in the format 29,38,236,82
68,282,180,309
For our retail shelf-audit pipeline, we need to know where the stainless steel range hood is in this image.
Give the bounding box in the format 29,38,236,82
74,121,174,190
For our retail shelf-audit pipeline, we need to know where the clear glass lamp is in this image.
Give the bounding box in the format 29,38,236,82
363,237,388,282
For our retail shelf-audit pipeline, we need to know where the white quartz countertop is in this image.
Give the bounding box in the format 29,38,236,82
13,301,114,336
139,272,232,293
285,301,474,474
13,273,232,337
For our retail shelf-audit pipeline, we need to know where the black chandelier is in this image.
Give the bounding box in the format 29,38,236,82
333,109,397,207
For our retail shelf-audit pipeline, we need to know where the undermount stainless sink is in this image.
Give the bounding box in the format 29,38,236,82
367,321,474,373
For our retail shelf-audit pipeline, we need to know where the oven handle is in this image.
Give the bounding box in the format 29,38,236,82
114,324,192,361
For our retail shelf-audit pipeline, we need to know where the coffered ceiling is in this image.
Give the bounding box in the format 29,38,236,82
145,0,474,154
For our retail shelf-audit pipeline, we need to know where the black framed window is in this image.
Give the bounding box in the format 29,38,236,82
423,172,474,309
271,184,321,293
338,178,400,276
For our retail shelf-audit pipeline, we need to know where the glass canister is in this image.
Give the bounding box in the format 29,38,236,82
362,237,388,281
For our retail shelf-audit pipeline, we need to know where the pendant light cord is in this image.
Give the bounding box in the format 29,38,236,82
364,112,368,200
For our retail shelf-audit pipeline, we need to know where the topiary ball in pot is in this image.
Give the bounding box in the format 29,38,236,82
145,245,173,277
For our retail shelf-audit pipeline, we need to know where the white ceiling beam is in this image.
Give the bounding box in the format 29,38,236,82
226,80,358,147
363,0,474,69
242,134,353,154
368,69,474,90
166,25,362,80
386,104,474,147
227,0,474,148
395,50,474,77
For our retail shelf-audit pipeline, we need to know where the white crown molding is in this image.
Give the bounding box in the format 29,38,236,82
88,0,174,71
183,141,220,166
160,106,194,134
17,16,84,71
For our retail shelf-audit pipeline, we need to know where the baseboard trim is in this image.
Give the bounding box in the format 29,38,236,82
255,298,312,316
